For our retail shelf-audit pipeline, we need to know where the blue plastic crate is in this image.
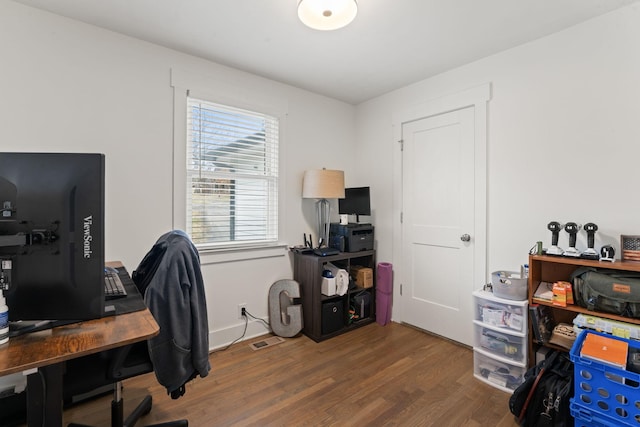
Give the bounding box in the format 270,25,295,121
570,330,640,427
571,400,629,427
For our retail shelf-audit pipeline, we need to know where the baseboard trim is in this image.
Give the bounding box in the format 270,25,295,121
209,317,271,351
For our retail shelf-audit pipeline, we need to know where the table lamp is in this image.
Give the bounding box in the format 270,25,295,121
302,169,345,248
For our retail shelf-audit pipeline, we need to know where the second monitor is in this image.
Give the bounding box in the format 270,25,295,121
338,186,370,224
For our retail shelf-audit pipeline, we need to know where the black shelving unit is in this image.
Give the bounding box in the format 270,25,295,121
293,250,376,342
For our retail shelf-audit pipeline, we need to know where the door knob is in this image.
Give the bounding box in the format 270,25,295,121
460,234,471,242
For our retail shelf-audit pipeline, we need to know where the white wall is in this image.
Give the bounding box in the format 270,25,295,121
0,1,356,347
356,3,640,322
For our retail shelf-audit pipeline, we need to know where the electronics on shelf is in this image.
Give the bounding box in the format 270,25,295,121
329,223,374,252
338,186,371,224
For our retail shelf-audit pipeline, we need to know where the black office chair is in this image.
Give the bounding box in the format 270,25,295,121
64,341,188,427
65,230,209,427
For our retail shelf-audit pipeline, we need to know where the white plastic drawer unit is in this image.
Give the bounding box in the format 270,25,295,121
473,289,527,334
473,349,526,393
472,289,528,391
473,323,527,365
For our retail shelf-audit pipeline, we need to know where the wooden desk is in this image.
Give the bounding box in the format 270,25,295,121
0,262,159,427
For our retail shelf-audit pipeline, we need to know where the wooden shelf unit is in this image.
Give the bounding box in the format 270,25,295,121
293,250,376,342
527,254,640,365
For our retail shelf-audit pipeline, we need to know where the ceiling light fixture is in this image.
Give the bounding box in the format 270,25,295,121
297,0,358,31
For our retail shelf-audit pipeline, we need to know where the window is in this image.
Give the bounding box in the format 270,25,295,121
186,97,279,249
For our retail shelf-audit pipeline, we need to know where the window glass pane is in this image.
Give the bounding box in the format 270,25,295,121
187,98,278,247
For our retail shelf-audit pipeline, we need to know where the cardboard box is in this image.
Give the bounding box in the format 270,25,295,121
351,266,373,288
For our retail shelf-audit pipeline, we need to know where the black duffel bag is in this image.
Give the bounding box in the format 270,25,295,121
509,350,573,427
571,267,640,318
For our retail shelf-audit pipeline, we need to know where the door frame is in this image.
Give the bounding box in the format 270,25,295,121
391,83,491,325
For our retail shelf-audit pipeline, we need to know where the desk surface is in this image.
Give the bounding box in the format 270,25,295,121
0,261,159,377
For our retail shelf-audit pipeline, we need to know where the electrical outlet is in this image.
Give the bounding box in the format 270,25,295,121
238,303,247,319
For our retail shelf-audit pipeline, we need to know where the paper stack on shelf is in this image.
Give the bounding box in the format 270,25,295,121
533,281,554,301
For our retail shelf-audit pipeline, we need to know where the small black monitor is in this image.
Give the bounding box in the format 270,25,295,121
0,152,105,321
339,187,371,222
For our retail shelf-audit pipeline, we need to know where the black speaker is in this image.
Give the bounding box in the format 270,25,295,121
322,300,344,335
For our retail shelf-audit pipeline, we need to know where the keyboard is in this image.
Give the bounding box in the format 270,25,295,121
104,270,127,300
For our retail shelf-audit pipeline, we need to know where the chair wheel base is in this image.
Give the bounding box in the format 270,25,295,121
67,394,187,427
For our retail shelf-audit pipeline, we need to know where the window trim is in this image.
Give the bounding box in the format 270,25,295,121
171,69,288,255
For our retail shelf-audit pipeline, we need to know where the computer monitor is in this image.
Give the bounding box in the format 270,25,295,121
338,186,371,223
0,152,105,321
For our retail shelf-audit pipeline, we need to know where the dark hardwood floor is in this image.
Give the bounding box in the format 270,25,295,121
61,322,520,426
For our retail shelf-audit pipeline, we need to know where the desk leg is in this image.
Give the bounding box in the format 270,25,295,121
26,363,63,427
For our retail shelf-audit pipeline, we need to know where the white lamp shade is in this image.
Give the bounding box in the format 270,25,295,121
302,169,345,199
297,0,358,31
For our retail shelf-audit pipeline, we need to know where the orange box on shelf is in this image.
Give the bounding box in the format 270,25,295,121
561,281,573,304
552,281,573,307
552,282,566,307
552,281,573,306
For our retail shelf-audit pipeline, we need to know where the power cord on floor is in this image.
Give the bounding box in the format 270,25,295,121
213,313,248,353
243,308,270,329
212,308,271,353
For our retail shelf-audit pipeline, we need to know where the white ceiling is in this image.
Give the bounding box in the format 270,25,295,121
13,0,638,104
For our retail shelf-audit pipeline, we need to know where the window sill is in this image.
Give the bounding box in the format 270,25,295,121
198,243,288,265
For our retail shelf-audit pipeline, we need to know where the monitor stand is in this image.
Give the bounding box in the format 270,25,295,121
9,320,69,337
9,307,116,338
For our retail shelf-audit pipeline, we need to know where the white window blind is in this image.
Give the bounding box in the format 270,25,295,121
186,97,279,248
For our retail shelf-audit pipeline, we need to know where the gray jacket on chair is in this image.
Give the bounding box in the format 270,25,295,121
141,230,210,397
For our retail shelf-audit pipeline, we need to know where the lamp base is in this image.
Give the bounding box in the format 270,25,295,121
316,198,331,248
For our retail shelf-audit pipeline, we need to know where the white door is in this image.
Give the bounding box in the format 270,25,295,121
401,107,475,346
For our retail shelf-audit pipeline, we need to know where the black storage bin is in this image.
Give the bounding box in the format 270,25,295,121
322,300,344,335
